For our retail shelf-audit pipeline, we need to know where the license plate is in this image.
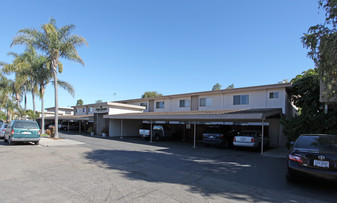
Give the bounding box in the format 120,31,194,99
22,132,32,134
238,137,249,142
314,160,329,168
209,136,214,139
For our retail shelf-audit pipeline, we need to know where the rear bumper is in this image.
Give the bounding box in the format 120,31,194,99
202,139,224,145
288,160,337,181
11,137,40,142
233,141,257,148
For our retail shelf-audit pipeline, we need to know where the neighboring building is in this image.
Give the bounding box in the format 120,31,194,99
72,102,145,135
42,107,74,117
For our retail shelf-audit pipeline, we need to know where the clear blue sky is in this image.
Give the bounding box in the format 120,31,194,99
0,0,325,110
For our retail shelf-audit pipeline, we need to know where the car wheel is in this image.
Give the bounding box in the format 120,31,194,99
155,135,160,141
64,127,67,131
35,141,39,145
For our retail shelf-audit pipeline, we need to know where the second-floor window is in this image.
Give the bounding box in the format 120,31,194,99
179,99,190,108
233,95,249,105
89,107,93,112
156,101,164,109
200,98,212,107
76,109,79,113
83,108,86,112
269,92,279,99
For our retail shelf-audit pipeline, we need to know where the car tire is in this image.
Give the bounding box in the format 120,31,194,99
155,135,160,141
35,141,39,145
8,137,14,145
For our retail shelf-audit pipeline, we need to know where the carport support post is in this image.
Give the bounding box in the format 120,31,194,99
79,121,81,134
193,121,196,148
68,121,69,132
150,120,153,143
120,119,123,139
261,119,265,155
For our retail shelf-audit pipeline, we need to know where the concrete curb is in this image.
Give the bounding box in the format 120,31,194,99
39,137,85,147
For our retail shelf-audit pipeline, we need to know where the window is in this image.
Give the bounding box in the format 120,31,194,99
140,102,147,109
156,101,164,109
200,98,212,107
89,107,93,112
233,95,249,105
269,92,279,99
179,99,190,108
83,108,86,112
76,108,79,113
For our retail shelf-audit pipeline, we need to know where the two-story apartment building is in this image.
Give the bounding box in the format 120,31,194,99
101,83,293,147
41,83,293,148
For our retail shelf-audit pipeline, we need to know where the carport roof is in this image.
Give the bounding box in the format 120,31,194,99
103,108,282,121
37,114,94,121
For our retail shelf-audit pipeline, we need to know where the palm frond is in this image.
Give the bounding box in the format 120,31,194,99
51,80,75,97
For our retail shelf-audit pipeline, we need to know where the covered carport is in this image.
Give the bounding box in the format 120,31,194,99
104,108,285,154
37,115,94,134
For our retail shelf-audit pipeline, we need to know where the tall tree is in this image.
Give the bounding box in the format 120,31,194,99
141,91,163,98
76,99,83,106
212,83,222,91
226,84,234,89
12,18,88,138
302,0,337,99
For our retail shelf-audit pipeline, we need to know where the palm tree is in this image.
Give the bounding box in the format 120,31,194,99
0,74,14,118
1,52,28,110
32,57,74,134
11,18,88,138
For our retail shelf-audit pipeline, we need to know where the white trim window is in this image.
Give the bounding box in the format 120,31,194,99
200,98,212,107
179,99,190,108
76,108,79,113
83,108,86,112
233,95,249,105
156,101,164,109
269,92,279,99
89,107,93,112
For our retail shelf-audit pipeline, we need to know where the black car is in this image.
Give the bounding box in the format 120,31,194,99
202,126,237,148
287,134,337,182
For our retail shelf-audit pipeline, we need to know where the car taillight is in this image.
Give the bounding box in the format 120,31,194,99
39,130,41,135
288,154,303,164
220,134,224,139
251,138,255,142
11,130,14,135
233,137,236,141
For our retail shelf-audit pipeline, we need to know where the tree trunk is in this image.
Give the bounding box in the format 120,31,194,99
32,92,36,121
24,85,27,119
52,61,59,138
41,93,45,134
24,85,27,111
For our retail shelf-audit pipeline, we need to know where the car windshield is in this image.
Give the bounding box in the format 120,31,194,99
205,126,221,133
295,135,337,151
14,121,39,129
240,132,259,137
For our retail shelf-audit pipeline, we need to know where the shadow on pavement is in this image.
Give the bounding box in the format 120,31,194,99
84,140,337,202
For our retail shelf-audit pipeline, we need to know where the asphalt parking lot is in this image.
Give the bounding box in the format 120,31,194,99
0,133,336,203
